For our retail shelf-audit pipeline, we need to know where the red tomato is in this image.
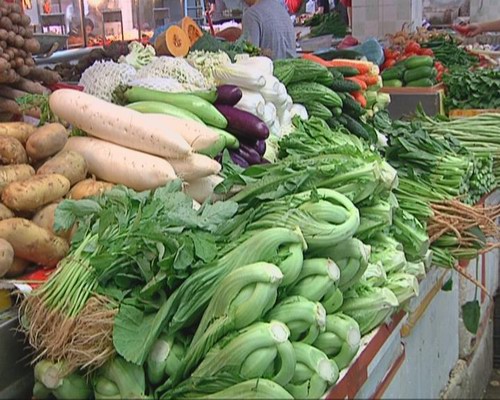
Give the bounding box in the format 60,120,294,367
382,59,396,70
383,48,393,58
405,41,421,54
420,48,434,56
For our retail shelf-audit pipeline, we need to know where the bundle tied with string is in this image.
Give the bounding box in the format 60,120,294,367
20,236,117,371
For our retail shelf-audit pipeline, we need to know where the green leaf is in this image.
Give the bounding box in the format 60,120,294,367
53,199,102,233
462,300,480,334
441,277,453,291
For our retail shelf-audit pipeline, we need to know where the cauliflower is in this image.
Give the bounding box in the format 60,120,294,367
135,56,211,91
186,50,231,87
119,41,156,70
129,77,184,93
79,61,136,102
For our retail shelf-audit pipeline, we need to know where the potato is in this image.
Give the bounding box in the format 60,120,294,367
0,135,27,164
37,150,88,186
2,173,70,211
32,202,73,240
0,237,13,277
26,123,68,161
0,202,13,220
67,178,114,200
0,164,35,193
0,121,36,143
5,256,30,278
0,218,68,267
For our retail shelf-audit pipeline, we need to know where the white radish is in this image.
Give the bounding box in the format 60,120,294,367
263,103,277,126
168,154,221,181
49,89,192,160
146,114,224,154
63,136,177,191
184,175,224,203
236,89,266,118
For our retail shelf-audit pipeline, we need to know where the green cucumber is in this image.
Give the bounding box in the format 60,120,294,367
124,87,228,128
305,102,333,119
383,79,403,88
406,78,434,87
404,55,434,70
338,114,372,142
315,49,364,61
329,66,360,77
342,93,366,117
403,66,433,83
331,107,342,117
381,66,405,81
331,79,362,93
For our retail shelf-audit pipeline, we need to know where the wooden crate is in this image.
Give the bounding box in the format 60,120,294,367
449,109,500,119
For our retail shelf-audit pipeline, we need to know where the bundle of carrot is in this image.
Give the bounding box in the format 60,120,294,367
300,53,390,121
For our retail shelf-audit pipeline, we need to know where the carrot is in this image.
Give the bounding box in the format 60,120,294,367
328,59,372,74
63,136,178,191
346,77,367,91
355,74,380,87
301,53,331,67
351,91,367,108
49,89,192,160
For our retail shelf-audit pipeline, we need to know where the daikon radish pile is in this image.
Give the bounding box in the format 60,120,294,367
184,175,224,203
168,153,221,181
63,136,178,191
49,89,192,160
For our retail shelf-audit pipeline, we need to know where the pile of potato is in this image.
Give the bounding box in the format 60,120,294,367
0,121,114,279
0,0,40,84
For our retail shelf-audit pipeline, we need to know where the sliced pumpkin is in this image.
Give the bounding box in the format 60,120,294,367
181,16,203,46
155,25,190,57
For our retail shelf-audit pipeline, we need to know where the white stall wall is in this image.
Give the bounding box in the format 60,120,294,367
352,0,424,41
470,0,500,22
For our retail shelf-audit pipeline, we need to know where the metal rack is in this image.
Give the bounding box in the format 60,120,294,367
37,0,66,34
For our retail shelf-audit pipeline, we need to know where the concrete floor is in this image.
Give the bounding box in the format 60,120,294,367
484,369,500,399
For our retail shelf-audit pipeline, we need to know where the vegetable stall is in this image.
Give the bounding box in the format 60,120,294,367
0,9,499,400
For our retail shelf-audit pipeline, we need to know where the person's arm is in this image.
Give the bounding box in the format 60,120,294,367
465,19,500,37
242,11,261,47
207,0,216,16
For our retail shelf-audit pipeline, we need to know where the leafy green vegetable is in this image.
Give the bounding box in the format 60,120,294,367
443,67,500,111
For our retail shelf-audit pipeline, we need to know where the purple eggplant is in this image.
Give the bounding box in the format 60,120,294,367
261,158,271,164
236,144,263,165
215,104,270,141
229,151,250,168
216,85,243,106
255,140,266,156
